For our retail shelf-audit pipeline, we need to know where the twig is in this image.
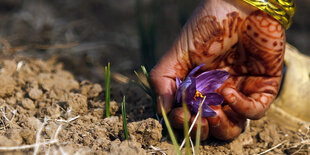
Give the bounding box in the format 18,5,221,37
0,112,80,154
56,116,80,123
0,140,58,151
291,126,310,154
0,119,6,130
255,140,288,155
58,146,68,155
1,106,16,123
16,61,24,71
53,125,63,140
1,108,11,123
33,117,49,155
190,137,195,155
32,42,78,50
147,146,167,155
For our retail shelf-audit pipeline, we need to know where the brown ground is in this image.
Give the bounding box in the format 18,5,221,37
0,58,307,155
0,0,308,155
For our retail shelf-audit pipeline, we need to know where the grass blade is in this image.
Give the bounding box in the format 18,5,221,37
183,103,191,155
160,103,181,155
141,66,151,87
142,65,159,120
195,102,202,154
133,66,159,120
105,62,111,118
121,96,129,140
134,70,151,93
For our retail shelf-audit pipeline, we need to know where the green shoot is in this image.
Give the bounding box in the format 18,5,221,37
195,101,202,154
195,96,206,154
105,62,111,118
133,65,159,120
160,103,181,155
121,96,129,140
183,103,191,155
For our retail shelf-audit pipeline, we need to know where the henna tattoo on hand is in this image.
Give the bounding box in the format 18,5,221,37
156,1,287,140
241,10,285,77
173,9,285,119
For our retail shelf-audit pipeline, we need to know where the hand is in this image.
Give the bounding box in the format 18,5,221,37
150,0,285,140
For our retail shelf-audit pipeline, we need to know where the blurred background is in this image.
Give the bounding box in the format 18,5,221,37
0,0,308,82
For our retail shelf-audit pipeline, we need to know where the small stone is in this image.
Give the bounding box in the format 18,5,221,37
28,88,43,100
21,98,35,110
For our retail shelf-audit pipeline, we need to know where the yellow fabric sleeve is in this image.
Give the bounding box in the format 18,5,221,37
243,0,296,29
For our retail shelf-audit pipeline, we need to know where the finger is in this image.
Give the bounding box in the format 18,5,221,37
207,105,246,141
189,114,209,141
221,76,281,119
168,107,191,129
168,107,210,141
150,44,191,115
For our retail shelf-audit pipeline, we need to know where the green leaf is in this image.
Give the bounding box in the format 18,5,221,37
183,104,191,155
121,96,129,140
133,66,158,120
195,104,202,154
160,104,181,155
105,62,111,118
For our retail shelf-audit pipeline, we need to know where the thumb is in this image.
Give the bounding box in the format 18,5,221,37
150,41,191,115
150,0,214,115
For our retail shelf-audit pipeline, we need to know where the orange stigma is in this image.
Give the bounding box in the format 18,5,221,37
194,90,204,100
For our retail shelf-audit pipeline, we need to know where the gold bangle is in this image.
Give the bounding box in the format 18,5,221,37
243,0,296,30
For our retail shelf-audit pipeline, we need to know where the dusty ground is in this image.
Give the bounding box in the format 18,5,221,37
0,57,307,155
0,0,308,155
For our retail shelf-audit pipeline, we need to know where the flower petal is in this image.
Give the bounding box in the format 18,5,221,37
196,70,229,94
201,105,217,117
185,77,196,104
188,99,200,114
176,77,182,89
203,93,223,106
186,95,218,117
176,77,196,103
188,63,205,77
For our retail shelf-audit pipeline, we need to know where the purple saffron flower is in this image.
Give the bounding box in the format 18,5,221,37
176,64,229,117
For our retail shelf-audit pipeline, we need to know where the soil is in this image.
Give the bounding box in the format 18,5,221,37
0,57,307,155
0,0,308,155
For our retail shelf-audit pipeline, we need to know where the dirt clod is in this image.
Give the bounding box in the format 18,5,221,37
128,118,162,147
108,140,147,155
20,98,35,110
28,88,43,100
